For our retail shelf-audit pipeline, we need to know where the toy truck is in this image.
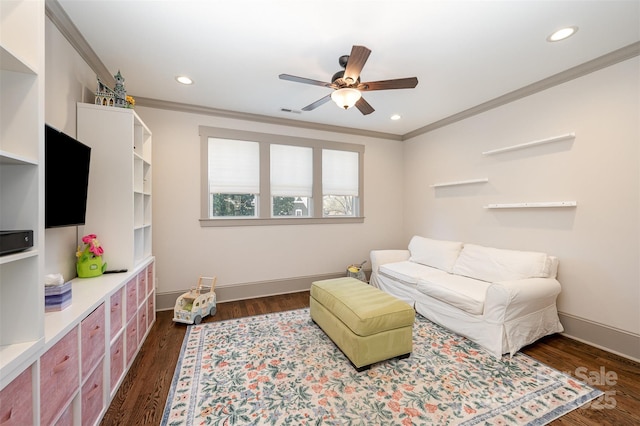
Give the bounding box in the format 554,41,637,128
173,276,217,325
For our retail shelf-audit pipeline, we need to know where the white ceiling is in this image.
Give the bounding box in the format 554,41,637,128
56,0,640,137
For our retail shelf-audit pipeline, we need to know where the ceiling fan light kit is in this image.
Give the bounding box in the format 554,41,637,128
331,88,362,109
279,45,418,115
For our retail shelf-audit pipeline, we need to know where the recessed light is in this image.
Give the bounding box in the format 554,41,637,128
175,75,193,85
547,26,578,42
390,114,401,121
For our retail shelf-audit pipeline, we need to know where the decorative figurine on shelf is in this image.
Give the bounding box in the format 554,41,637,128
76,234,107,278
94,70,128,108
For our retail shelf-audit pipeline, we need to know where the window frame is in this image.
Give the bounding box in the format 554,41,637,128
200,126,365,227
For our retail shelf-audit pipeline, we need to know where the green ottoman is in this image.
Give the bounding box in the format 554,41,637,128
310,277,415,371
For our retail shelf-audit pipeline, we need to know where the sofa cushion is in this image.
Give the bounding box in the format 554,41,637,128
416,274,491,315
408,236,464,273
452,244,552,283
379,261,449,285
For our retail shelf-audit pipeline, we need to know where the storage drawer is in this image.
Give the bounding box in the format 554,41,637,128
137,271,146,305
110,333,125,393
0,366,33,426
138,300,148,339
125,315,138,366
54,402,74,426
40,327,79,425
147,292,156,329
81,303,106,379
110,287,124,341
146,263,154,296
126,277,137,322
81,359,104,426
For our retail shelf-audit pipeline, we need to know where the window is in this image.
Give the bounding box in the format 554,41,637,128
271,144,312,217
322,149,359,217
208,138,259,217
200,126,364,226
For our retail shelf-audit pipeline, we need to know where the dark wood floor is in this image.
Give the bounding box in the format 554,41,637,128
101,291,640,425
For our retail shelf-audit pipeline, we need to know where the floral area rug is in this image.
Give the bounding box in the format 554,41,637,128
162,308,601,425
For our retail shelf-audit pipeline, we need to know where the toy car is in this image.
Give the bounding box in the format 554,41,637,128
173,276,217,325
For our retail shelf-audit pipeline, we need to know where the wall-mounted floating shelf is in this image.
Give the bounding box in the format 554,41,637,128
484,201,577,209
482,132,575,156
430,178,489,188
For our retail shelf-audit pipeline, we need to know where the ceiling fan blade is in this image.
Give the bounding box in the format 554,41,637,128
279,74,333,88
302,94,332,111
355,97,375,115
358,77,418,91
343,45,371,84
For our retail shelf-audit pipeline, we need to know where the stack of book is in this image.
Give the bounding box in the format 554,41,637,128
45,281,72,312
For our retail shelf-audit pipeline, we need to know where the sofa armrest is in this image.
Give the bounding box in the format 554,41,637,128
369,249,411,273
484,278,562,322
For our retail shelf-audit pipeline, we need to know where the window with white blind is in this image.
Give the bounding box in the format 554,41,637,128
271,144,313,217
200,126,364,226
322,149,359,217
208,138,259,217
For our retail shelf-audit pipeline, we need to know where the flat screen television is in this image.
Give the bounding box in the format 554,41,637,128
45,124,92,228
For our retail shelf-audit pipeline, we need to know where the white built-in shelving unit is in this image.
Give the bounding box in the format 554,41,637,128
77,103,152,270
2,97,156,424
1,4,156,422
0,0,45,387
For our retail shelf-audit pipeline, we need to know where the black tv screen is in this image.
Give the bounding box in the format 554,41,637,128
45,124,92,228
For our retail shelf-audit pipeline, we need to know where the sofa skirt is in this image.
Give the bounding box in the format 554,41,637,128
415,296,563,358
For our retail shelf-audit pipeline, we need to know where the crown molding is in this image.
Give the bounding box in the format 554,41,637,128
46,0,638,142
403,41,640,140
133,97,402,141
45,0,115,88
45,0,400,141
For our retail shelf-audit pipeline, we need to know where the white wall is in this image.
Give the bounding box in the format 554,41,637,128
135,106,405,297
403,58,639,349
44,18,98,280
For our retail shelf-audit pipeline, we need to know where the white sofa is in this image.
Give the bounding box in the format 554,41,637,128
370,236,564,358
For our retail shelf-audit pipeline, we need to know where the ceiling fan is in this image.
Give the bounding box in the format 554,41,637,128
279,45,418,115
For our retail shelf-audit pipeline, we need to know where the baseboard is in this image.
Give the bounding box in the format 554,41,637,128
156,272,349,311
558,312,640,362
